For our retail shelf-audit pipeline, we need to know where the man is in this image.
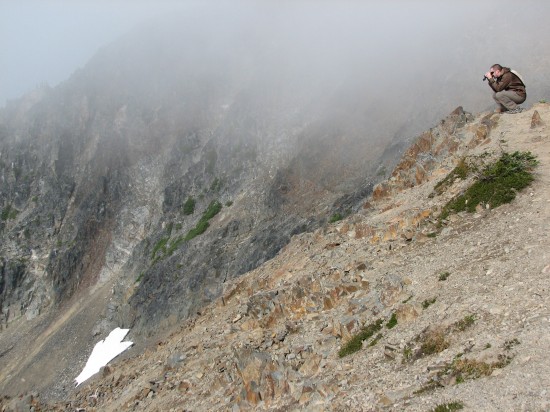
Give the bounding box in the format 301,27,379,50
484,64,526,114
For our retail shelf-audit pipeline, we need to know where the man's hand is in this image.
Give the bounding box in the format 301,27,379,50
485,71,493,79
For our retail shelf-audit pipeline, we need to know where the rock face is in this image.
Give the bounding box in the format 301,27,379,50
0,19,407,339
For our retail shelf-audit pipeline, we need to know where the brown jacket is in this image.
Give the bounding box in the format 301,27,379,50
489,67,526,97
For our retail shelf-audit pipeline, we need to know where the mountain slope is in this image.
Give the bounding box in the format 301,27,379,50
5,103,548,411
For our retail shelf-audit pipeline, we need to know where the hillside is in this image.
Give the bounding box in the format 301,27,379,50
3,103,547,411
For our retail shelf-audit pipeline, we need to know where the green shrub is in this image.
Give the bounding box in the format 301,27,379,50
439,271,450,281
431,401,464,412
440,152,537,220
386,313,398,329
338,319,383,357
422,298,437,309
153,200,223,262
152,237,169,259
453,314,475,331
329,213,343,223
183,197,196,215
203,200,222,220
185,219,210,241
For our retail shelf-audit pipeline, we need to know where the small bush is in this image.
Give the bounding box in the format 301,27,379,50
338,319,383,357
422,298,437,309
153,200,222,262
329,213,343,223
151,237,169,259
417,329,449,358
183,197,196,215
439,272,450,281
450,355,511,382
453,314,476,332
431,401,464,412
185,219,210,241
202,200,222,220
386,313,398,329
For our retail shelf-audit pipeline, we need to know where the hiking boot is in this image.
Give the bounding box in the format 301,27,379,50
505,107,523,114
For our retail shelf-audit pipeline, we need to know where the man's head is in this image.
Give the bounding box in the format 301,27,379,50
490,64,503,78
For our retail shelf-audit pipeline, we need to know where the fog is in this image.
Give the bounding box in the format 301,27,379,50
2,0,550,124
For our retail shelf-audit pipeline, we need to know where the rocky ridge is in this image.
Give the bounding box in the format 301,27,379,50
5,103,548,411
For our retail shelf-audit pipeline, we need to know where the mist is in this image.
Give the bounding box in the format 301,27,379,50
2,0,550,133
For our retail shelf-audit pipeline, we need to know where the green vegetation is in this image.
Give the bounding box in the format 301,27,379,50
431,401,464,412
151,237,169,260
184,219,210,241
136,272,144,283
183,197,196,215
202,200,222,220
329,213,344,223
413,355,511,394
403,345,413,362
152,200,223,263
450,355,512,383
1,204,19,221
386,313,398,329
440,151,538,221
438,271,450,281
453,314,476,332
338,319,383,358
422,298,437,309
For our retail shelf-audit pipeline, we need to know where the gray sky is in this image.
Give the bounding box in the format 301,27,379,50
1,0,549,111
0,1,192,107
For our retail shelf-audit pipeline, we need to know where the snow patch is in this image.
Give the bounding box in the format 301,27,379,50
75,327,133,386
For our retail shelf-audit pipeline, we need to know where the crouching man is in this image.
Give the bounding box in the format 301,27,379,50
484,64,526,114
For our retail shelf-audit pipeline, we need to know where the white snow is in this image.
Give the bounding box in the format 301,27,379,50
75,327,133,386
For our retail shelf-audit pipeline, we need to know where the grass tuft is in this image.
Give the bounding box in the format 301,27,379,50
431,401,464,412
438,271,450,281
338,319,383,357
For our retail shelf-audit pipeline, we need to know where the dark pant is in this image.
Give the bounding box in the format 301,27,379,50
493,90,526,111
